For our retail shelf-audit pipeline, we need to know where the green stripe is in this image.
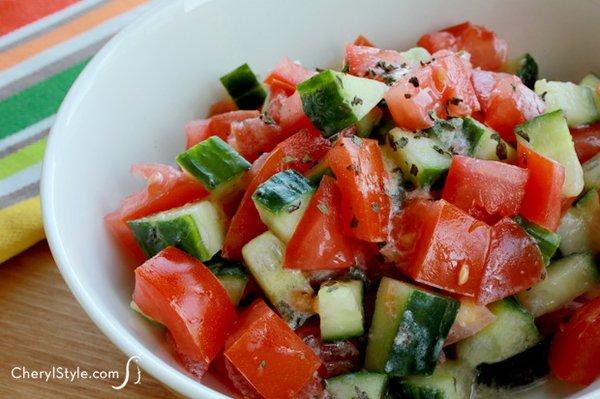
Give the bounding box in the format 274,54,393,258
0,137,47,180
0,59,89,140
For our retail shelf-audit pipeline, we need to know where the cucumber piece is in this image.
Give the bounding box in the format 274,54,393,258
176,136,251,197
205,256,249,305
128,200,225,261
326,372,388,399
297,69,388,136
425,118,470,156
515,110,584,197
385,128,451,187
534,79,599,127
583,152,600,191
357,107,383,137
462,117,516,162
517,253,599,317
365,277,459,376
456,298,540,366
242,231,314,328
556,189,600,255
306,160,333,186
579,73,600,112
402,47,432,65
400,360,475,399
371,107,396,140
317,280,364,342
513,216,560,265
252,169,314,243
504,53,538,89
219,63,266,109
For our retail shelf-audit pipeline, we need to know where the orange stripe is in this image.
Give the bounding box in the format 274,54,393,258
0,0,147,70
0,0,78,36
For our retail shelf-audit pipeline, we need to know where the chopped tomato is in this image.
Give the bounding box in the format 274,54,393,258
264,58,315,95
326,137,390,242
224,300,321,399
430,52,480,117
445,300,496,345
417,31,459,54
477,217,544,304
549,297,600,385
276,91,317,135
208,99,237,117
571,122,600,163
517,142,565,231
345,44,406,80
104,164,208,261
229,116,284,162
222,129,331,260
285,176,373,270
133,247,235,374
185,110,260,149
184,119,210,149
442,155,528,223
353,34,375,47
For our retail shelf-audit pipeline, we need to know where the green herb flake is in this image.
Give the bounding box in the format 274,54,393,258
301,154,313,164
496,141,508,160
397,136,409,149
282,155,298,163
287,201,301,213
371,202,381,213
351,135,363,146
317,201,330,215
408,76,420,87
410,164,419,176
350,96,363,106
382,74,396,86
336,75,344,88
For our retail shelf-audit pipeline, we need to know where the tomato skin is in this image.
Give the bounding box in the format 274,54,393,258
353,34,375,47
417,31,459,53
133,247,236,372
185,119,211,150
345,44,406,80
229,116,284,162
477,217,544,304
549,297,600,385
222,129,331,260
185,110,260,149
326,137,391,242
104,164,208,261
431,52,480,117
517,142,565,231
571,122,600,163
264,58,315,95
442,155,528,223
224,300,321,399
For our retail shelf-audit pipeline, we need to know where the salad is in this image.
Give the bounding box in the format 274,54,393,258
105,21,600,399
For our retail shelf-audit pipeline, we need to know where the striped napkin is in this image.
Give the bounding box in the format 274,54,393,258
0,0,153,263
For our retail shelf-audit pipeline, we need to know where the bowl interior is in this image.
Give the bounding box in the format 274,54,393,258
42,0,600,397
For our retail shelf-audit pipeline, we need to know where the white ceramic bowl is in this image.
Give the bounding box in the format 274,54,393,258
42,0,600,397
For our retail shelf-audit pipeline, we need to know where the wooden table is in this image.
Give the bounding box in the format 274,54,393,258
0,241,176,398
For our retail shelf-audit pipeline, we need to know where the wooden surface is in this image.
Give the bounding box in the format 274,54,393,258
0,241,176,398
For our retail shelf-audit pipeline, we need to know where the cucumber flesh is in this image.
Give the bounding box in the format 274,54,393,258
534,79,599,127
504,53,538,89
583,152,600,191
556,189,600,255
326,372,388,399
425,118,470,156
579,73,600,112
205,256,249,305
220,63,266,109
513,216,560,265
317,280,364,342
462,117,516,163
400,360,475,399
357,107,383,138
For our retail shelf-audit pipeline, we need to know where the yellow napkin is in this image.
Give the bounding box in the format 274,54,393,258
0,196,45,264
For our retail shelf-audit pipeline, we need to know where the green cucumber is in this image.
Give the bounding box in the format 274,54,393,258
583,152,600,191
580,73,600,111
456,298,540,366
425,118,470,156
205,256,249,305
241,231,314,328
128,200,225,261
399,360,475,399
176,136,251,197
306,160,333,186
365,277,459,376
371,107,396,140
385,128,451,187
317,280,364,342
515,110,584,197
535,79,599,127
357,107,383,137
517,253,599,317
556,189,600,255
252,169,314,243
326,372,388,399
220,63,267,109
513,216,560,265
402,47,432,65
297,69,388,136
504,53,538,89
462,117,516,162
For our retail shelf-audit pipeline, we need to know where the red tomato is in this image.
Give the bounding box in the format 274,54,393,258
442,155,528,223
104,164,208,261
326,137,391,242
224,300,321,399
264,58,315,95
276,91,317,135
345,44,406,80
185,110,260,149
184,119,210,149
285,176,371,270
417,31,459,53
477,218,544,304
471,69,510,108
549,297,600,385
208,99,237,117
222,129,331,259
517,142,565,231
571,122,600,163
353,34,375,47
133,247,236,373
430,52,480,117
229,116,284,162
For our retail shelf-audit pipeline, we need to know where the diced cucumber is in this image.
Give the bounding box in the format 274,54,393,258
370,108,396,140
515,110,584,197
504,53,538,89
326,372,388,399
297,69,388,136
219,63,266,109
456,298,540,366
357,107,383,137
306,160,333,186
535,79,599,127
425,118,470,156
252,169,314,243
462,117,516,162
205,256,249,305
242,231,314,328
365,277,459,376
556,189,600,255
579,73,600,112
176,136,251,197
400,360,475,399
513,216,560,265
130,301,161,325
517,253,599,317
385,128,451,187
583,152,600,191
128,200,225,261
317,280,364,342
402,47,432,65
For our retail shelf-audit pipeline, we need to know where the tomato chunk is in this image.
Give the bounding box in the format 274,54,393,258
326,137,390,242
224,300,321,399
264,58,315,95
229,116,284,162
133,247,235,374
430,51,480,117
208,99,237,117
517,142,565,231
571,122,600,163
549,297,600,385
442,155,528,223
353,34,375,47
345,44,406,80
185,110,260,149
